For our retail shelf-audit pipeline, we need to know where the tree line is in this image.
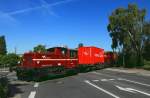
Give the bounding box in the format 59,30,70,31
108,4,150,67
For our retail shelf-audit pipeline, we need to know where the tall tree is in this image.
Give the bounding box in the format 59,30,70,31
33,44,46,53
143,22,150,61
107,4,146,66
0,36,7,55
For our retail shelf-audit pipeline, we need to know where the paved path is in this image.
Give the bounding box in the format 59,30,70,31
8,69,150,98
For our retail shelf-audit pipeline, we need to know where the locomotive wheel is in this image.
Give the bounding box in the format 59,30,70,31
42,66,66,80
65,69,78,76
77,65,88,73
16,67,27,80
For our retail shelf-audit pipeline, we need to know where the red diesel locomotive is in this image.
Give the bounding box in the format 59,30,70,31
16,46,105,81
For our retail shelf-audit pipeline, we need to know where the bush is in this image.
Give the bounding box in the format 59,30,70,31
125,53,137,68
143,60,150,70
115,52,144,68
0,77,8,98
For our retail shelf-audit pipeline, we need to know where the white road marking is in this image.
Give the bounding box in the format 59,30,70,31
101,79,115,81
101,79,108,81
116,85,150,96
127,88,150,96
92,72,150,87
118,78,150,87
109,79,115,81
34,83,39,88
115,85,136,93
28,91,36,98
92,80,99,82
84,80,120,98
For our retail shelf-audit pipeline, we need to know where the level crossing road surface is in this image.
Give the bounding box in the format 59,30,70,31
8,69,150,98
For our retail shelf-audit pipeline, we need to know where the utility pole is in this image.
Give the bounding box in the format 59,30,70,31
14,47,17,54
122,43,125,67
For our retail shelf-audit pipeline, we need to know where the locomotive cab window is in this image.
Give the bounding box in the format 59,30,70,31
60,47,67,55
47,48,55,53
70,50,77,58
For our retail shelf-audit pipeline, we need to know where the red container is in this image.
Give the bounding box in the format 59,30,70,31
78,46,104,65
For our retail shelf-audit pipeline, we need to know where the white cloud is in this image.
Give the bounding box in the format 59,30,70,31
7,0,74,16
39,0,58,17
0,0,74,25
0,11,18,24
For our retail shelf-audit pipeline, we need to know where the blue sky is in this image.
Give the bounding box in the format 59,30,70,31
0,0,150,54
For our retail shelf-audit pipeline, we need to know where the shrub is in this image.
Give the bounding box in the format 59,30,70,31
143,60,150,70
0,77,8,98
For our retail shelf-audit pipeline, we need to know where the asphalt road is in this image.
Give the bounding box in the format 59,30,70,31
8,69,150,98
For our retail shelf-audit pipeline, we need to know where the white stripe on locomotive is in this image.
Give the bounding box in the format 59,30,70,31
32,59,78,61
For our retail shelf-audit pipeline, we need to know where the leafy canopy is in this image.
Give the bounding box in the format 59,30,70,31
108,4,146,52
33,44,47,52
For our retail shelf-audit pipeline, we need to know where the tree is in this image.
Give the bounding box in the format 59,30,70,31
0,55,3,67
0,53,20,67
143,40,150,61
0,36,7,55
143,22,150,61
78,43,84,48
33,44,47,52
107,4,147,67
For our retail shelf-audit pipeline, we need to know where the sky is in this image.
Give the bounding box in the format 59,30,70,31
0,0,150,54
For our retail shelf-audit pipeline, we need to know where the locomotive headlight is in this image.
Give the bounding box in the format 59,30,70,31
37,61,40,64
58,63,61,66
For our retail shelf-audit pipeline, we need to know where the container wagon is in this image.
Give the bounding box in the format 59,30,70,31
104,51,118,66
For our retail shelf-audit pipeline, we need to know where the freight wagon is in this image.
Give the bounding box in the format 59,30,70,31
16,46,105,81
104,51,118,66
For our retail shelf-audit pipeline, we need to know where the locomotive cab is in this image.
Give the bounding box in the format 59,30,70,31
47,47,68,58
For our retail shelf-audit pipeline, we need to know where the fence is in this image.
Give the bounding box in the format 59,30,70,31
0,67,9,73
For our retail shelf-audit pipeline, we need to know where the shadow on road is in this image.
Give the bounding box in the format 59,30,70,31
8,83,28,97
